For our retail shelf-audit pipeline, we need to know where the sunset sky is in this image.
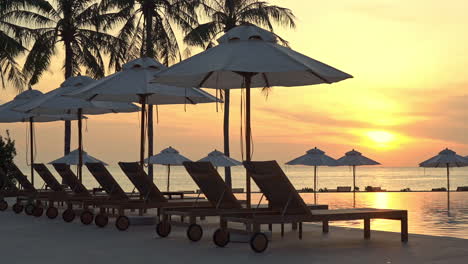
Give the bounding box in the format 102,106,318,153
1,0,468,167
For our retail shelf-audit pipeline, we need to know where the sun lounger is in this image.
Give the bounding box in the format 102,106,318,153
157,161,328,241
52,163,111,222
0,167,28,212
82,162,211,231
212,161,408,253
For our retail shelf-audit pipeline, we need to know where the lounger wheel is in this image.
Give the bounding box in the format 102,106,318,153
12,203,23,214
155,222,171,238
187,224,203,242
250,232,269,253
33,206,44,217
116,216,130,231
0,200,8,211
25,203,35,216
62,209,76,222
80,210,94,225
213,229,230,248
95,214,109,228
46,207,59,219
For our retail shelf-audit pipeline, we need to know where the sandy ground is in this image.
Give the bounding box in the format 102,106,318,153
1,200,467,264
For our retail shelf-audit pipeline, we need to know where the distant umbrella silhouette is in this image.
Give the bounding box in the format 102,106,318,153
145,147,191,191
286,147,338,204
420,148,468,210
337,149,380,207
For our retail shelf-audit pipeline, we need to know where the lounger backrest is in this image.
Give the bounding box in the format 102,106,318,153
33,164,64,192
8,163,36,192
0,167,18,192
183,162,241,209
118,162,167,203
244,161,312,216
52,163,90,196
86,163,128,200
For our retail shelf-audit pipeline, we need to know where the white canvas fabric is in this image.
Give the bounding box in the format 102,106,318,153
153,25,353,89
66,58,220,105
0,90,78,122
286,147,338,166
420,148,468,168
49,149,108,165
337,149,380,166
14,76,139,115
144,147,191,165
198,149,242,167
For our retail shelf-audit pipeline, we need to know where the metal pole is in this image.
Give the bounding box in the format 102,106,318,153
140,96,146,168
353,165,356,208
314,166,317,204
245,75,252,209
167,165,170,192
447,163,450,211
29,117,34,186
78,109,83,182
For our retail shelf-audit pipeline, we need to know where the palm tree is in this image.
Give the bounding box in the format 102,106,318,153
101,0,198,179
11,0,124,156
0,0,37,91
184,0,295,187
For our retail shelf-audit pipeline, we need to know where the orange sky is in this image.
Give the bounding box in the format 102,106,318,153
1,0,468,167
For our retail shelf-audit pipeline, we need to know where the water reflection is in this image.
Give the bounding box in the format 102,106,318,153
247,192,468,239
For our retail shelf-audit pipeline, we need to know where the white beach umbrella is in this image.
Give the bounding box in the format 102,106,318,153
49,149,108,166
0,90,78,185
419,148,468,210
337,149,380,207
198,149,242,167
286,147,338,204
144,146,191,191
15,76,139,181
153,25,352,206
66,58,220,173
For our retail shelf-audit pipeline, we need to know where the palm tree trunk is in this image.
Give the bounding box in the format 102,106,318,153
144,2,155,180
223,89,232,188
64,38,73,157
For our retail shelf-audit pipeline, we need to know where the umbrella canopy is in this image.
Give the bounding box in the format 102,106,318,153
286,147,338,166
15,76,139,182
15,76,140,115
286,147,338,204
420,148,468,168
336,149,380,166
419,148,468,211
66,58,220,171
145,146,191,165
49,149,107,165
0,90,78,185
66,58,220,104
0,90,78,122
198,149,242,167
144,146,191,192
153,25,352,206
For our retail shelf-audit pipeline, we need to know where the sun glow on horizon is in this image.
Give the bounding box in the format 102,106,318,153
365,130,397,149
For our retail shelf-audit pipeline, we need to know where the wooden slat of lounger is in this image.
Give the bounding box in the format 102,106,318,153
53,163,91,196
183,162,242,209
244,161,312,215
8,163,36,192
118,162,167,203
86,163,128,200
33,163,65,192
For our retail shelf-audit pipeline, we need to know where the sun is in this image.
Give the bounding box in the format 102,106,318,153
365,131,396,149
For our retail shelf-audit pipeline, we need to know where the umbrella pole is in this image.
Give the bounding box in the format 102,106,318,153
29,117,34,186
245,74,252,209
353,165,356,208
167,165,170,192
447,163,450,211
78,109,83,182
314,166,317,204
140,96,147,168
